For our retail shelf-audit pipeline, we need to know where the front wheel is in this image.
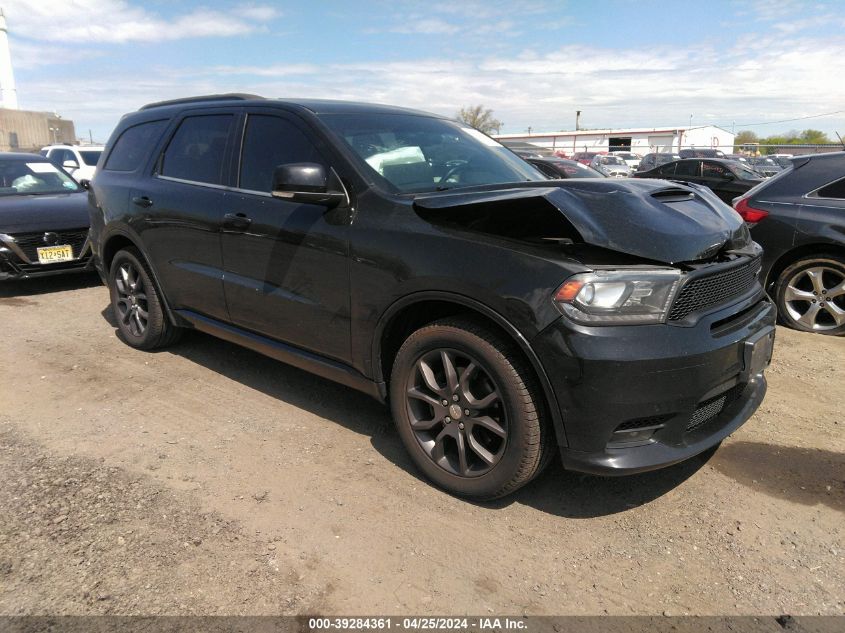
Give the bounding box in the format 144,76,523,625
775,254,845,335
389,318,551,499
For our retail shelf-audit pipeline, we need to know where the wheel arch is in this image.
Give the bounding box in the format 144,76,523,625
373,291,568,447
101,230,180,326
766,242,845,292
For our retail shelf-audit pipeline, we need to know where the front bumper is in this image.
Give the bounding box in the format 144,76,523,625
534,294,777,475
0,233,95,280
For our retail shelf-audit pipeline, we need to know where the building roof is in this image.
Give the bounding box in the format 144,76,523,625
495,125,734,139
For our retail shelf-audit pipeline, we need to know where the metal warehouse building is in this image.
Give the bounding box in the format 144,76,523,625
495,125,736,156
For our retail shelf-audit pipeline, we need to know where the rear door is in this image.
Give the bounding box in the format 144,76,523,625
220,109,352,363
138,110,237,321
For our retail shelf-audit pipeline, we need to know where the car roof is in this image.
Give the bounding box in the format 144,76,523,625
40,144,105,151
0,152,52,161
134,93,445,119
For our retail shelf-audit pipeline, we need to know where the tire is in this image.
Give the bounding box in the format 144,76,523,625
389,317,552,499
774,254,845,336
108,247,181,350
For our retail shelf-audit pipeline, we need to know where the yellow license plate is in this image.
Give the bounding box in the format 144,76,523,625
36,244,74,264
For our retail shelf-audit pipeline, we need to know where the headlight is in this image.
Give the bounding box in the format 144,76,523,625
554,269,682,325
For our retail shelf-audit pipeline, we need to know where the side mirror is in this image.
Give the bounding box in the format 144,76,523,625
271,163,347,207
63,159,79,170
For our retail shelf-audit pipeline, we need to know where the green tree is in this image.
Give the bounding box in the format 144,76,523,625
734,130,759,152
456,105,503,135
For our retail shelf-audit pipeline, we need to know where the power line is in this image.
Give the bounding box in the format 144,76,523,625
729,109,845,128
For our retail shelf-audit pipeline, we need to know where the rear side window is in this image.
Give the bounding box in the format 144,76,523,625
658,163,676,176
816,177,845,199
675,161,699,177
104,120,167,172
161,115,234,185
238,115,324,192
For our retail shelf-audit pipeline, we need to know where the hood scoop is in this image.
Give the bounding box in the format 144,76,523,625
413,179,748,264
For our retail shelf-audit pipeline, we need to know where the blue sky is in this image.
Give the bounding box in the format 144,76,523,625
4,0,845,143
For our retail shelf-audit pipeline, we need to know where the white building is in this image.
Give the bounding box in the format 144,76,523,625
495,125,736,156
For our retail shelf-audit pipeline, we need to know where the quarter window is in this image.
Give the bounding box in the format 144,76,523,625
816,177,845,199
238,115,325,193
161,115,234,185
104,120,168,172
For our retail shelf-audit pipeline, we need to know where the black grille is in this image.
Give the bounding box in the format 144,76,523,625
10,229,88,261
669,257,761,321
686,384,745,433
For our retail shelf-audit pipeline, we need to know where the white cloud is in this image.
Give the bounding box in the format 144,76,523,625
0,0,280,43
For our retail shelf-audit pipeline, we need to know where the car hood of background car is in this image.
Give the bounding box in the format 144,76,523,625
0,192,90,234
413,179,750,264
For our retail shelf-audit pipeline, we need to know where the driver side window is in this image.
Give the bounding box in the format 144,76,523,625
239,115,325,193
702,162,728,178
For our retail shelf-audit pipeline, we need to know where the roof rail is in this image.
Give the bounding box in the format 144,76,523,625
139,93,264,111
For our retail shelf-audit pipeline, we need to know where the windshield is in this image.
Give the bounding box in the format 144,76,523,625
731,163,763,180
599,156,625,165
319,113,543,193
0,160,81,196
79,150,102,166
565,162,604,178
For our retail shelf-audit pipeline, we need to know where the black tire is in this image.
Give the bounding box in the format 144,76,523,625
108,247,181,350
389,317,552,499
774,254,845,336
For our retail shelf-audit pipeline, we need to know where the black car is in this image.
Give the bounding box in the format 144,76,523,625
0,153,93,280
679,148,726,159
637,152,681,172
733,152,845,335
88,95,775,499
635,158,764,204
525,157,605,179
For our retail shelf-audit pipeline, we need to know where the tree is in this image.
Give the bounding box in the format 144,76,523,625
734,130,759,152
456,105,503,135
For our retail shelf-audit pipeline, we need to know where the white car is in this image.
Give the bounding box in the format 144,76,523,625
590,154,632,177
609,151,642,171
40,144,105,184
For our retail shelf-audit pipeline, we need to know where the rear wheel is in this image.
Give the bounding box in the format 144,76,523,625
775,254,845,335
390,317,551,499
109,248,181,349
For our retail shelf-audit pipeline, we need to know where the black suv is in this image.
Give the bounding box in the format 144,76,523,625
89,95,776,499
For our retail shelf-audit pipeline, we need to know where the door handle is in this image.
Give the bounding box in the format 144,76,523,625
131,196,153,208
222,212,252,231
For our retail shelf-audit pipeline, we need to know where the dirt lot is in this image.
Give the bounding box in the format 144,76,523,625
0,274,842,616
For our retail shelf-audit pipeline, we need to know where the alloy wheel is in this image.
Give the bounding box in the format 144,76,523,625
405,348,508,477
114,262,149,337
783,265,845,331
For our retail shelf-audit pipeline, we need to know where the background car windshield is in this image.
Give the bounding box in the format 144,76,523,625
320,113,544,193
568,162,603,178
600,156,625,165
0,160,81,196
79,150,103,166
732,163,762,179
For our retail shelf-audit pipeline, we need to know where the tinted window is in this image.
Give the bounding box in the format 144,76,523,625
239,115,324,192
530,162,559,179
702,161,729,178
675,161,699,177
161,115,233,184
657,163,676,176
79,150,102,166
817,177,845,199
105,120,167,172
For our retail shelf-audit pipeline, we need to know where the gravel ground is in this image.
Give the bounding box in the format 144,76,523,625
0,274,842,616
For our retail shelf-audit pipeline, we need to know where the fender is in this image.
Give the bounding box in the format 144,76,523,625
372,290,568,447
99,225,183,328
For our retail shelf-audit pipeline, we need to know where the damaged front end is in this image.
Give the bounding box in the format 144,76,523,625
414,178,763,327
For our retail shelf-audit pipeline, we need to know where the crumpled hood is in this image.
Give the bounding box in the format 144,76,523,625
0,192,91,234
413,179,750,264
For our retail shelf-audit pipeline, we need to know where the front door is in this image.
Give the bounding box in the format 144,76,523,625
221,111,351,364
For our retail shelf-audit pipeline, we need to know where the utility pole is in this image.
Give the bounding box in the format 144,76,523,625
527,126,532,136
575,110,581,131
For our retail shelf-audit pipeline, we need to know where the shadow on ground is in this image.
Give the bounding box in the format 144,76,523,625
0,272,100,301
709,441,844,513
99,304,712,519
